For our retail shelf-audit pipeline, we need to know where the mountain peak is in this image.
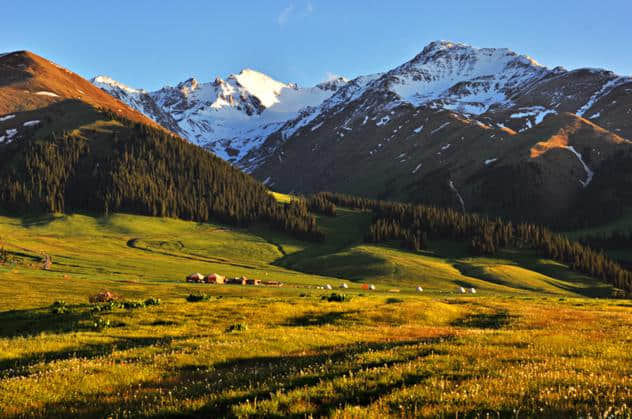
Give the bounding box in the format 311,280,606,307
92,75,145,94
177,77,198,92
230,69,289,108
421,40,469,55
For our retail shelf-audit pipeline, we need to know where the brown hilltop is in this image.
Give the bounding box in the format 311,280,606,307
529,113,628,159
0,50,166,131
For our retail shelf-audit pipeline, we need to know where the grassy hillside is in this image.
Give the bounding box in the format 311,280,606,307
0,207,616,311
0,210,631,416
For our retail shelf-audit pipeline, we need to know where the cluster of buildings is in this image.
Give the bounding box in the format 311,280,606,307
186,273,477,294
186,273,282,287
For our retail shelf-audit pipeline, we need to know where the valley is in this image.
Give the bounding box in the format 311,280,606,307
0,207,631,416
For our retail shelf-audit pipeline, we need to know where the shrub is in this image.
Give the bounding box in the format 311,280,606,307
122,300,146,309
144,297,161,306
186,293,211,302
50,300,69,314
91,317,110,331
226,323,247,332
91,300,119,313
89,291,122,303
322,293,351,302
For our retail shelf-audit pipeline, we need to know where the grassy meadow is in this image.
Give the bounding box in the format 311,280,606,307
0,208,631,417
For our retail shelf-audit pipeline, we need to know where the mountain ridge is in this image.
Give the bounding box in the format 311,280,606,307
89,41,632,226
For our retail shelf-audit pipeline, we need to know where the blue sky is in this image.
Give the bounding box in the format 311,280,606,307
2,0,631,90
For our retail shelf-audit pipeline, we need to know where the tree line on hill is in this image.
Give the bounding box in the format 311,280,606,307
306,192,632,294
0,110,323,241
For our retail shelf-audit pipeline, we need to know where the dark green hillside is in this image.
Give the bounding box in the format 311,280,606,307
308,192,632,294
0,104,322,240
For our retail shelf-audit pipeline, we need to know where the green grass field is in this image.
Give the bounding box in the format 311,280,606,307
1,209,631,417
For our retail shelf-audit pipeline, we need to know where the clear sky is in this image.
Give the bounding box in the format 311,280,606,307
2,0,631,91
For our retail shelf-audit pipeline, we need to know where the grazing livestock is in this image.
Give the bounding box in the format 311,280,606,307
416,286,423,292
369,284,376,291
459,287,466,294
470,287,477,294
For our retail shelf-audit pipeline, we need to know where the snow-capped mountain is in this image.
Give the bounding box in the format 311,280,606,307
93,70,347,162
92,76,184,135
92,40,632,225
246,41,632,225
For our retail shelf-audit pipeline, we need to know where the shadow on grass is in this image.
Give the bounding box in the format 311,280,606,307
284,309,360,326
0,306,94,338
171,337,451,418
451,309,516,329
0,335,174,379
18,337,451,418
274,250,390,282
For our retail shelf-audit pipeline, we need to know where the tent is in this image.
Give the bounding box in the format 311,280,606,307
186,273,204,283
204,273,225,284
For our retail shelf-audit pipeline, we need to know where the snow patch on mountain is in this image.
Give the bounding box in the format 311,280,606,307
431,122,450,135
35,91,59,97
449,180,466,212
564,146,594,187
385,41,549,115
576,76,627,116
510,106,557,126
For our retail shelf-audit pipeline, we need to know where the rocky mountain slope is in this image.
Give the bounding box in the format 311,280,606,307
249,42,632,225
93,41,632,226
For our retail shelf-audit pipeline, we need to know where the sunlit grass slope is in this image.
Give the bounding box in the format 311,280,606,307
0,207,615,310
0,209,630,416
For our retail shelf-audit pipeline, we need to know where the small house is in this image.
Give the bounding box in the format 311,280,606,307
204,273,225,284
186,273,204,283
228,276,247,285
